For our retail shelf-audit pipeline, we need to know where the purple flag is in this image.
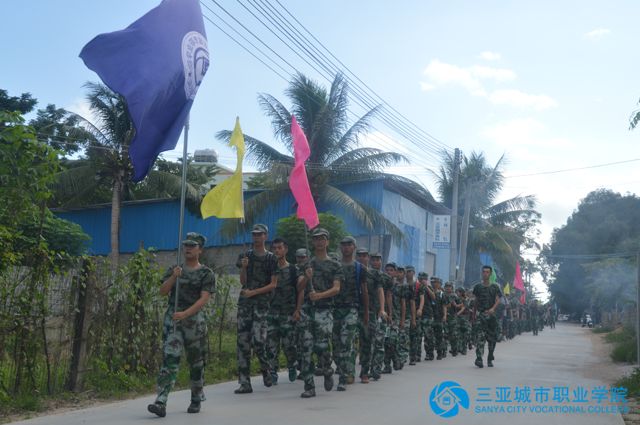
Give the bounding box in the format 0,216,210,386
80,0,210,181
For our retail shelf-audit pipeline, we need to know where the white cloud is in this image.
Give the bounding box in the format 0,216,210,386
420,59,516,97
482,118,573,150
469,65,516,82
584,28,611,40
421,59,487,96
420,59,556,111
488,89,558,110
478,51,501,61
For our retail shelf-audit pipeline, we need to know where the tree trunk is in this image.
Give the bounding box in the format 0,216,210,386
109,176,122,272
458,188,472,286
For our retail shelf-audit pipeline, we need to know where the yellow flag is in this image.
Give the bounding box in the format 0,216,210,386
503,282,511,295
200,117,245,219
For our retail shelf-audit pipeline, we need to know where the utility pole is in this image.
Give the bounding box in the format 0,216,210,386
449,148,460,283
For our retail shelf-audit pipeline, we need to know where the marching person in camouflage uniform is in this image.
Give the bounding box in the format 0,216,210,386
430,277,448,360
472,265,502,368
418,273,436,361
294,248,309,380
333,236,368,391
266,238,301,384
405,266,420,365
297,227,343,398
363,252,388,380
456,287,471,355
530,301,539,335
395,267,410,368
383,262,400,373
234,224,278,394
444,282,461,357
148,233,215,418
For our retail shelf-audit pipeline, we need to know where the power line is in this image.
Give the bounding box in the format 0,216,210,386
240,0,448,156
201,1,441,164
505,158,640,178
204,0,446,162
271,0,451,151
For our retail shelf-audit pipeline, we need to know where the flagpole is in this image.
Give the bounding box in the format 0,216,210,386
174,114,190,324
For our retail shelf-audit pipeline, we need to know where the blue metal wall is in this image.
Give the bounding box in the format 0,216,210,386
56,179,386,255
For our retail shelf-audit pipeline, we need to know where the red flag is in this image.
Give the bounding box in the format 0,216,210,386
513,261,526,304
289,116,320,229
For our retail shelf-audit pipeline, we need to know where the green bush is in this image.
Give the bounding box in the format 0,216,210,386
616,367,640,398
276,213,347,263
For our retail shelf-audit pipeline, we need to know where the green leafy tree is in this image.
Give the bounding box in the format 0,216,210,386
29,104,93,156
545,189,640,315
0,111,59,269
217,73,433,241
50,83,206,268
275,213,347,263
0,89,37,115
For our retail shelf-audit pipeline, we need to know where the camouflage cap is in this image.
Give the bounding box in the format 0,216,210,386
356,248,369,255
397,266,405,272
385,262,397,269
456,287,466,294
370,252,382,258
251,223,268,233
418,272,429,279
430,277,442,284
340,235,356,245
405,265,415,272
295,248,309,257
311,227,330,238
182,232,206,246
444,281,454,287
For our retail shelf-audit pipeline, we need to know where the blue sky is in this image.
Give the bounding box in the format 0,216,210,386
4,1,640,295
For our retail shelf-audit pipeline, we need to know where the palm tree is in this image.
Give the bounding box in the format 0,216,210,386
433,150,540,284
51,82,204,269
217,73,433,241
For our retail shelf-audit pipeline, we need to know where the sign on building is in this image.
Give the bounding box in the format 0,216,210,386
432,215,451,249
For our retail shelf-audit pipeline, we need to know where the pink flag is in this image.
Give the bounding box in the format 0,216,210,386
289,116,320,229
513,261,526,304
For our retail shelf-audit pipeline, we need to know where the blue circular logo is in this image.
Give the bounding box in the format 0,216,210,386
429,381,470,418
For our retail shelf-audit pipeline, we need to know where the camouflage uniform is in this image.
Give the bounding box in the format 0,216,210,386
359,266,384,379
384,275,406,370
472,282,502,362
530,303,539,335
299,257,344,392
266,263,299,377
444,289,460,356
382,271,397,372
430,286,447,360
456,294,472,355
420,283,436,360
396,281,411,367
155,265,215,406
333,260,363,386
236,250,277,386
408,278,422,363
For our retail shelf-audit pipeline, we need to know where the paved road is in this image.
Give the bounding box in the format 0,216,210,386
12,322,626,425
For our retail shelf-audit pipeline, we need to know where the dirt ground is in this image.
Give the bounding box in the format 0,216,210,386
585,330,639,425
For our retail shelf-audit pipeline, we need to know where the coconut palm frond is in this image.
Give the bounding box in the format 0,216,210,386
257,93,293,150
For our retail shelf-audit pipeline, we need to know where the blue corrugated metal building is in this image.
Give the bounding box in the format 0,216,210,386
56,178,452,278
